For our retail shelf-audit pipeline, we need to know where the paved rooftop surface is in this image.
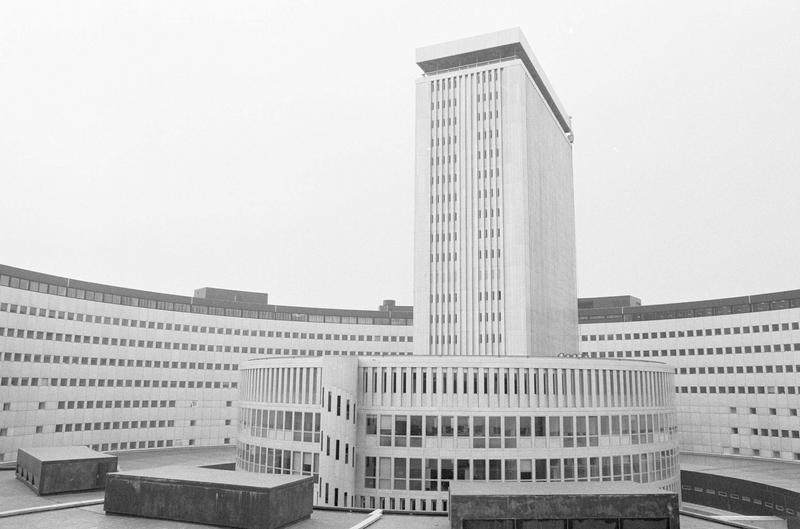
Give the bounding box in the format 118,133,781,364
18,446,116,462
110,464,310,489
682,453,800,493
0,446,762,529
449,480,671,496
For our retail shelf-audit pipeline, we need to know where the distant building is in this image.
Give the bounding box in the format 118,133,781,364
578,290,800,461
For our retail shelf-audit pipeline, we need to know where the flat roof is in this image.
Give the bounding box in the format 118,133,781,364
0,263,412,323
416,28,572,135
449,481,673,496
681,454,800,494
19,446,113,462
0,447,743,529
110,464,309,490
579,288,800,324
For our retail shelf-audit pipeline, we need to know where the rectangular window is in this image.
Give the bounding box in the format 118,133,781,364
425,416,439,436
457,459,470,480
425,458,439,491
395,415,407,447
442,416,454,436
457,416,470,437
473,459,486,480
394,457,406,490
519,416,531,437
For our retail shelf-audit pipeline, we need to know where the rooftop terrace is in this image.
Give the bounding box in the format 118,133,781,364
0,447,781,529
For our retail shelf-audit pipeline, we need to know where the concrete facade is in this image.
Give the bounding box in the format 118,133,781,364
578,293,800,462
104,465,313,529
237,356,680,512
0,264,412,463
414,28,578,357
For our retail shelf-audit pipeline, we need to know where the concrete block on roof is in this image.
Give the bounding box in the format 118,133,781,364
16,446,118,495
448,481,680,529
103,465,313,529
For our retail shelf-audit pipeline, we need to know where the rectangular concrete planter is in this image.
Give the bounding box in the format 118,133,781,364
16,446,118,495
104,465,313,529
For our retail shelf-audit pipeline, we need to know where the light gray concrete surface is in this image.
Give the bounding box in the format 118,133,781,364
0,446,742,529
682,453,800,494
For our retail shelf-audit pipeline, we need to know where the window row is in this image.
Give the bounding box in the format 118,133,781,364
582,321,800,342
430,212,458,222
476,208,500,218
431,253,458,262
1,351,237,370
430,118,457,130
0,376,236,389
430,173,457,184
0,327,411,356
477,110,500,120
239,409,322,443
430,193,457,203
237,443,319,482
56,399,176,409
680,364,800,374
0,319,411,344
239,367,320,405
359,366,671,408
731,427,800,439
430,100,457,110
365,413,676,448
52,419,177,433
478,228,500,238
677,385,800,395
729,406,798,415
595,344,800,358
682,483,800,518
363,449,678,491
430,314,459,323
431,232,458,243
476,148,499,159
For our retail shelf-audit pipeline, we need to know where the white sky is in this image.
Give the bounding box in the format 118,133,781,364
1,1,798,309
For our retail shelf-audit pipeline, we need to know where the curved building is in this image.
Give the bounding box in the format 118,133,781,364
237,355,679,511
579,290,800,462
0,263,412,463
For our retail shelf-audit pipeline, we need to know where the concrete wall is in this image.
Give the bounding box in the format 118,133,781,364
16,448,117,495
578,306,800,460
413,57,577,358
681,469,800,529
503,61,578,358
448,483,680,529
104,469,313,529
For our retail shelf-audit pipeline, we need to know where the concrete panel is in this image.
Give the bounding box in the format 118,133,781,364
16,446,117,495
449,482,679,529
104,465,313,529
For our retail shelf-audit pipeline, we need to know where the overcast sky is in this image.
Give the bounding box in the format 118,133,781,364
1,1,798,309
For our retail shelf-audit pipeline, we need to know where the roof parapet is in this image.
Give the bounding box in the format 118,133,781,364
416,28,572,135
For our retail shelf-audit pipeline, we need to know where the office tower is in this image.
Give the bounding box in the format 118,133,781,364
233,30,678,511
413,28,578,357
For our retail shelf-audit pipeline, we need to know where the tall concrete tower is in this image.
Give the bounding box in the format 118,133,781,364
413,28,579,357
